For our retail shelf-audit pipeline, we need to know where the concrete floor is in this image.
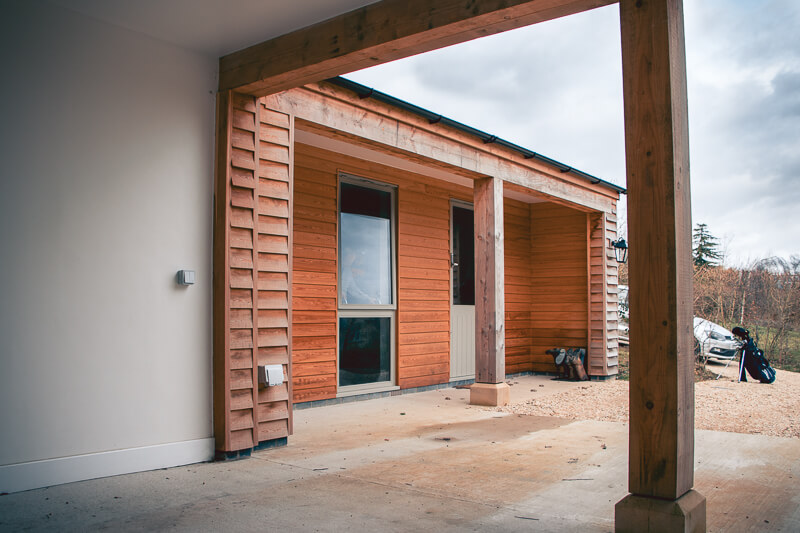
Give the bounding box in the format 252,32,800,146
2,375,799,532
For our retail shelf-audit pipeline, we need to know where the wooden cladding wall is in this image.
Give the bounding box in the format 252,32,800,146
529,203,589,372
287,135,617,401
291,141,472,402
213,92,293,453
588,212,620,376
504,199,533,374
291,146,339,403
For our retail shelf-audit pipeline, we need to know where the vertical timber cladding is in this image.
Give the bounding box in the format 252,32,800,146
290,141,467,402
529,203,589,372
213,91,293,453
587,212,620,376
504,199,533,374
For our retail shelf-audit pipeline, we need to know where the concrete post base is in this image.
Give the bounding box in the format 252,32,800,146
469,382,510,406
615,489,706,533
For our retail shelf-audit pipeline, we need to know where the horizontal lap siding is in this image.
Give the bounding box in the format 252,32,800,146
588,211,620,376
292,141,471,399
291,153,338,403
214,93,292,453
504,199,532,374
604,212,620,373
255,99,293,441
529,204,588,372
398,188,453,389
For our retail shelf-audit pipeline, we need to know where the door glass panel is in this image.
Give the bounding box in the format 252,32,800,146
452,206,475,305
340,183,393,305
339,317,391,386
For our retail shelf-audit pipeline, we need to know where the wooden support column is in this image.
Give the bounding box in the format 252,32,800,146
470,177,509,407
616,0,706,531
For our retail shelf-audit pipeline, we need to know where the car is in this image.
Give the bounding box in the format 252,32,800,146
693,317,739,361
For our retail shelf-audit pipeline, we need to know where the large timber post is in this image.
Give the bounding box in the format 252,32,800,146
615,0,706,531
470,176,510,407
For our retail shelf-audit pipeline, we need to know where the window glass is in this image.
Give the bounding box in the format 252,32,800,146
339,317,391,386
339,183,393,305
452,206,475,305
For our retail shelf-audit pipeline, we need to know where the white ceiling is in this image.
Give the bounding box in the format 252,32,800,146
49,0,379,57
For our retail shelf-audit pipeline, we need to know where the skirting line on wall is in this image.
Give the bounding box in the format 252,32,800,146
0,438,215,494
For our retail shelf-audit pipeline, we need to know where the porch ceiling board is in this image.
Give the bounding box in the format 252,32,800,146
220,0,618,96
267,84,618,213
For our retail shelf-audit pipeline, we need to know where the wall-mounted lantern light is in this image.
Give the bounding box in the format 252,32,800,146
612,238,628,264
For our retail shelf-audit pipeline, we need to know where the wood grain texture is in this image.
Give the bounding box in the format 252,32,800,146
291,141,471,397
529,204,588,369
621,0,695,500
586,212,619,376
474,177,505,384
212,92,293,453
289,150,339,403
505,199,533,374
269,85,618,213
219,0,617,95
213,91,234,452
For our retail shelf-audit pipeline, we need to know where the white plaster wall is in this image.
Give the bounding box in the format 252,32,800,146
0,1,217,472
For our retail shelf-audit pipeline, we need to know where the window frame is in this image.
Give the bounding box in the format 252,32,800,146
337,173,398,311
336,172,399,396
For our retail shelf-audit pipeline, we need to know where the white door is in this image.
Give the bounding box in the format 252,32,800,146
450,203,475,381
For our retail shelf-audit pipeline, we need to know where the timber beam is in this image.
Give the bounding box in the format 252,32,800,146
220,0,617,96
616,0,705,530
471,176,509,407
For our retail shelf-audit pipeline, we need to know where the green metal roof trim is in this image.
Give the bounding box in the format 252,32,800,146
326,76,627,195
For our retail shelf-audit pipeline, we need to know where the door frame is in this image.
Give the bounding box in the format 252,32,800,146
450,199,475,381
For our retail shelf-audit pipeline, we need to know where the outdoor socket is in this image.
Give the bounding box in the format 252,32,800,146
176,270,196,286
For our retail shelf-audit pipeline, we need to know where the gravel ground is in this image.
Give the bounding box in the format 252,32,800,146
499,363,800,439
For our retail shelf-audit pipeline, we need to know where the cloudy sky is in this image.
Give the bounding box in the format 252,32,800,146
346,0,799,267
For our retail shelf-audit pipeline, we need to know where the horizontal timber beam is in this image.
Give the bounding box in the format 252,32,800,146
266,85,618,212
220,0,618,96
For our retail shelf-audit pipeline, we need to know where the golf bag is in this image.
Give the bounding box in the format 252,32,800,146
732,327,776,384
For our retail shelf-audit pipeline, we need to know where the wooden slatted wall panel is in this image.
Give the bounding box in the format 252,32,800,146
213,92,292,454
586,211,620,376
504,199,533,374
291,141,471,400
587,212,608,375
529,203,588,372
254,97,293,439
291,148,339,403
604,211,620,374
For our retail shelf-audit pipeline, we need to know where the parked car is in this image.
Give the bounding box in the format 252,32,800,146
693,317,739,361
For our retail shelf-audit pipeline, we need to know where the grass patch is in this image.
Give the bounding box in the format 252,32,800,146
751,327,800,373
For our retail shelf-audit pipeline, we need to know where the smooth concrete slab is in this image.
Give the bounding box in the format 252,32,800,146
1,375,798,532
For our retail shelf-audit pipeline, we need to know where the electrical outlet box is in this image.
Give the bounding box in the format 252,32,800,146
177,270,196,286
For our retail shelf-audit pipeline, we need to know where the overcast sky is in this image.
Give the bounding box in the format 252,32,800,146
346,0,799,267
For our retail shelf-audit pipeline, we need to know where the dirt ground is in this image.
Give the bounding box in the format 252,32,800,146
499,361,800,439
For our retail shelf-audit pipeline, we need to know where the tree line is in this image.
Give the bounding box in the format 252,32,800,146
617,224,800,370
692,224,800,369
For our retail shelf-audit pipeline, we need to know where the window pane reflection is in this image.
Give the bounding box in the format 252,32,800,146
339,317,391,386
339,183,393,305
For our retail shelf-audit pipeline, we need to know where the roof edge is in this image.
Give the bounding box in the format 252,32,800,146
325,76,627,196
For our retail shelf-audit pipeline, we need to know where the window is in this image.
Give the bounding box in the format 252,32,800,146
451,205,475,306
338,175,397,392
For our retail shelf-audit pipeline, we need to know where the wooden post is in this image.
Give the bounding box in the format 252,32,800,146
616,0,706,531
470,176,509,406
